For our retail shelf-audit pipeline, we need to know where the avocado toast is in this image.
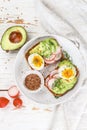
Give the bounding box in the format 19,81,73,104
26,38,63,65
45,60,79,97
25,37,79,98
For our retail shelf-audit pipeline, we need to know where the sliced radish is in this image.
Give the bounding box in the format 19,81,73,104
44,54,56,64
8,86,19,98
45,54,56,61
55,48,62,61
45,59,55,64
13,98,23,108
0,97,9,108
45,47,62,64
55,52,62,61
47,78,56,89
45,77,50,86
50,70,58,77
54,47,62,55
52,74,59,78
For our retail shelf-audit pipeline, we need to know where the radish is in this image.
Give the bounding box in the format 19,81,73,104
45,77,50,86
44,54,56,64
13,98,23,108
8,86,19,98
50,70,58,77
55,52,62,61
47,78,56,89
44,58,55,64
45,54,56,61
53,47,62,61
0,97,9,108
52,74,59,78
54,47,62,55
44,47,62,64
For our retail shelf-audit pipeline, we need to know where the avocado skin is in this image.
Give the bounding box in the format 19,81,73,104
29,38,58,58
1,26,27,51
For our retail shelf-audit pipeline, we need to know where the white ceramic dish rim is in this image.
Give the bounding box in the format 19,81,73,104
15,34,86,106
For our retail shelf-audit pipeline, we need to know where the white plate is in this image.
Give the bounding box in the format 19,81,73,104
15,35,86,105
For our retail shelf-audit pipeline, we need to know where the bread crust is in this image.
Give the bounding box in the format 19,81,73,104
45,66,79,97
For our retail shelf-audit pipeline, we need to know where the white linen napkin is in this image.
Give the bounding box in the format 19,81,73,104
36,0,87,130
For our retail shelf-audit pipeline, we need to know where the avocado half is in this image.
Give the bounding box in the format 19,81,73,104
1,26,27,51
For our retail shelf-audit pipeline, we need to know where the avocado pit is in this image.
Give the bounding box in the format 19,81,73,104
9,31,22,43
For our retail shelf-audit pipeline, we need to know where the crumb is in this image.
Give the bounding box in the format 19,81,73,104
21,13,23,15
6,18,8,20
5,67,7,69
32,107,40,110
14,19,24,24
17,16,20,19
21,71,24,74
8,59,10,61
7,13,9,15
16,7,19,10
44,109,52,112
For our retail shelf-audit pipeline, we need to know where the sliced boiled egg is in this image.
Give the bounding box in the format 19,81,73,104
58,65,76,80
28,53,44,70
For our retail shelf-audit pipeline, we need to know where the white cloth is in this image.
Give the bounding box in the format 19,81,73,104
36,0,87,130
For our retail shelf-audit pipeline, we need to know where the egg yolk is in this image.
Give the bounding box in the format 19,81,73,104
62,68,74,79
32,55,43,67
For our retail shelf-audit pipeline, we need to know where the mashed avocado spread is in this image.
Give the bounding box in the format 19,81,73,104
29,38,58,58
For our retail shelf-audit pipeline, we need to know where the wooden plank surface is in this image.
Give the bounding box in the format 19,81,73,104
0,0,47,90
0,1,55,130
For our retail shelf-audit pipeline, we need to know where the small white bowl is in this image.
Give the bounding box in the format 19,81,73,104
23,70,44,93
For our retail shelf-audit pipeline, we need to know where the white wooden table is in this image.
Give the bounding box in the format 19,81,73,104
0,0,47,90
0,1,87,130
0,1,55,130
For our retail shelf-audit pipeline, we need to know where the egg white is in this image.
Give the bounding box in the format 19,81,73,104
28,53,44,70
58,65,76,80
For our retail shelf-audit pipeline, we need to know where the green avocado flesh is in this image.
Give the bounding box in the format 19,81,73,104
52,77,78,95
58,60,74,68
51,60,78,95
29,38,59,58
1,26,27,51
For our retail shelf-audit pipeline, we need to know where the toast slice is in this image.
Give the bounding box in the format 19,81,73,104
45,61,79,98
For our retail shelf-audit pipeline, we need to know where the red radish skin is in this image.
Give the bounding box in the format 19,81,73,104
53,47,62,55
44,47,62,64
0,97,9,108
45,54,56,61
44,54,56,64
53,47,62,61
13,98,23,108
55,52,62,61
50,70,58,78
8,86,19,98
44,59,55,64
47,78,56,89
45,77,50,86
52,74,59,78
